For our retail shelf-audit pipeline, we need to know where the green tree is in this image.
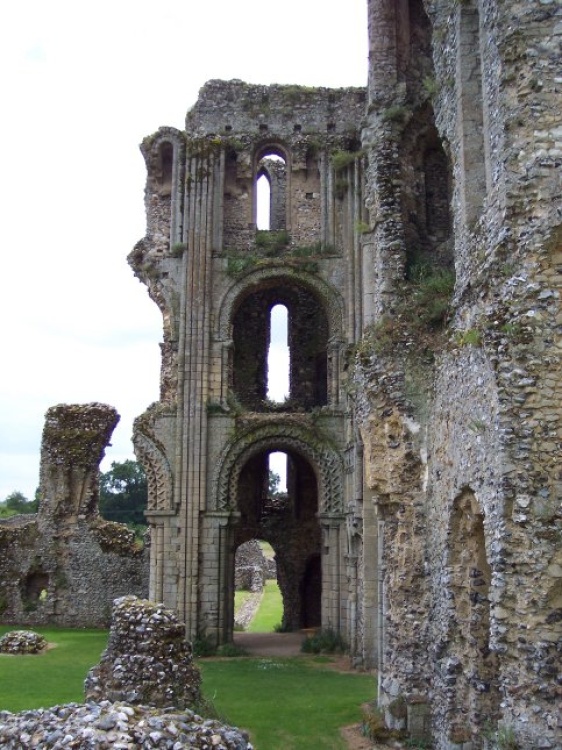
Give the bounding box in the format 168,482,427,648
268,471,281,498
2,490,39,516
99,460,147,527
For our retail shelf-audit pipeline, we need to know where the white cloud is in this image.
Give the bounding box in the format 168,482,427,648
0,0,367,501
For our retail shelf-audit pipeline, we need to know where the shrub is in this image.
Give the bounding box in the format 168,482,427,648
301,628,347,654
192,632,217,657
331,149,362,172
255,229,290,255
226,254,258,277
170,242,187,257
381,105,410,124
217,642,248,657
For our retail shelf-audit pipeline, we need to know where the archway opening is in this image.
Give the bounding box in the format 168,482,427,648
234,538,279,632
449,489,500,741
231,447,321,633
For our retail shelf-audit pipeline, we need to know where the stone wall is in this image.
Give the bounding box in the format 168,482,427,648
85,595,200,708
0,404,148,627
357,0,561,748
234,540,276,592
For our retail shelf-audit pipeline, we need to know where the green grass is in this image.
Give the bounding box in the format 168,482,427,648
259,541,275,560
247,580,283,632
200,656,373,749
0,626,108,712
0,625,374,750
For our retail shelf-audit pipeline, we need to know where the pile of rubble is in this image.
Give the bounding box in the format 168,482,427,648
0,629,47,654
85,596,201,709
0,701,253,749
0,597,253,749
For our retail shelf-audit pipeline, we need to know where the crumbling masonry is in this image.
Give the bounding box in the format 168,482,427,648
135,0,559,747
0,404,148,626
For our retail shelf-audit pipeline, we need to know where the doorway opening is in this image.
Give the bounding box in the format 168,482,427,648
231,447,321,633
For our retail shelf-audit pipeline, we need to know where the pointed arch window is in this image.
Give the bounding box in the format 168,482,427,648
255,148,287,231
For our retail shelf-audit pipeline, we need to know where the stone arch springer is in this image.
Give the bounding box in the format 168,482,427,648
212,419,344,515
216,264,345,343
133,431,174,512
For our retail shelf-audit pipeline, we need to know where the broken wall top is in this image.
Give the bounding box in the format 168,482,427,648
185,79,367,138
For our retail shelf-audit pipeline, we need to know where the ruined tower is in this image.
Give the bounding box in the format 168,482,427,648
129,80,374,657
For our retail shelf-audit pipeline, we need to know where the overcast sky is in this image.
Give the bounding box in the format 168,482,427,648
0,0,367,501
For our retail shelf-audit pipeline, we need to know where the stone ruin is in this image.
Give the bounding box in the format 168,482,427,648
127,1,561,747
0,597,252,749
0,404,147,627
0,629,47,655
85,595,201,709
234,540,276,593
0,0,559,747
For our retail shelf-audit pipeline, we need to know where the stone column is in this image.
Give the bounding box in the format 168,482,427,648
319,514,346,630
200,511,236,645
176,148,220,638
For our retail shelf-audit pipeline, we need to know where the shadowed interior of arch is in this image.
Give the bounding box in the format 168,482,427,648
232,282,328,411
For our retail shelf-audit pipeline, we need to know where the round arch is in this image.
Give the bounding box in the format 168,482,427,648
254,141,290,169
216,264,345,343
212,419,344,515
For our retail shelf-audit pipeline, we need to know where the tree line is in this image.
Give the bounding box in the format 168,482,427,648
0,460,148,528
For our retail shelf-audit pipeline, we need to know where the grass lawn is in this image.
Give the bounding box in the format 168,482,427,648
0,626,108,712
247,580,283,633
0,625,375,750
200,656,374,750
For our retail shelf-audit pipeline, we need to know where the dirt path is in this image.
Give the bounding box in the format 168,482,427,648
233,630,306,656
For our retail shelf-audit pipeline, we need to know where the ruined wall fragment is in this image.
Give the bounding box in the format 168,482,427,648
0,404,148,627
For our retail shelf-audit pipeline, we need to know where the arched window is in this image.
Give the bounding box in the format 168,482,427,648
255,149,287,231
232,284,328,411
256,172,272,230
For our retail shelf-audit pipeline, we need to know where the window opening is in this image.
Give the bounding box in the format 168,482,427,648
256,153,286,231
256,173,271,230
267,304,289,403
268,451,287,494
158,142,173,196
